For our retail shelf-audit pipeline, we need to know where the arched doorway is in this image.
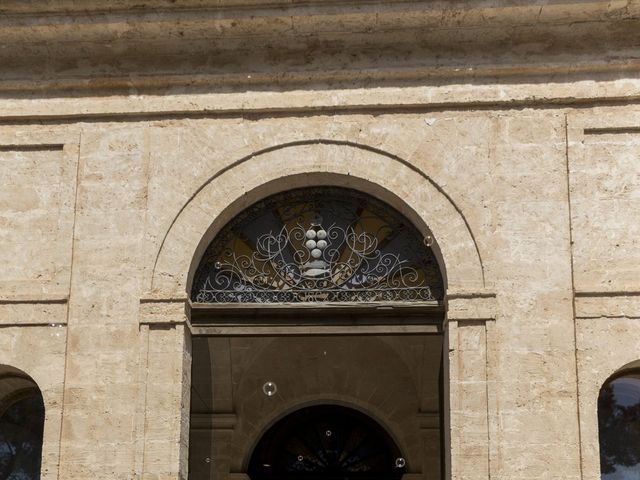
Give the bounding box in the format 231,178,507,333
248,405,405,480
0,365,45,480
188,186,446,480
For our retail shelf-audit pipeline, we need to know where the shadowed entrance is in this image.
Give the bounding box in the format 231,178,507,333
188,186,447,480
249,405,405,480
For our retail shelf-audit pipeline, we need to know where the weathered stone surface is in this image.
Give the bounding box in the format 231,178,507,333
0,2,638,480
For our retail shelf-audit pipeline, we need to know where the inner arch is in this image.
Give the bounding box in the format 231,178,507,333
248,404,406,480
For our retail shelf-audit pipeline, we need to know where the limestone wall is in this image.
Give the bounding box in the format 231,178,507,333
0,104,637,479
0,2,638,480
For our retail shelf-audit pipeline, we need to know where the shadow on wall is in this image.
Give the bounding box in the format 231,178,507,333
0,364,45,480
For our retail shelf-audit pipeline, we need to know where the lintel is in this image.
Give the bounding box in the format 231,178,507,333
188,300,444,325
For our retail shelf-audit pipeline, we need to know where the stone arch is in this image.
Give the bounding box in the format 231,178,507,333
0,364,45,480
0,365,40,416
150,140,485,298
246,403,406,480
240,398,410,474
577,326,640,480
596,360,640,478
602,359,640,387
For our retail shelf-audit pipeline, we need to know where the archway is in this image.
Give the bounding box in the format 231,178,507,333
188,186,447,480
598,367,640,479
0,365,45,480
248,404,405,480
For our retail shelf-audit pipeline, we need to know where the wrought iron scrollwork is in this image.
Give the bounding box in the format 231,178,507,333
191,187,443,303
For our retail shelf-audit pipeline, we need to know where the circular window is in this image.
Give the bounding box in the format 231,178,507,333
248,405,405,480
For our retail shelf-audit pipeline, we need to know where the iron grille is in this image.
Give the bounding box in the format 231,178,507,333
191,187,443,303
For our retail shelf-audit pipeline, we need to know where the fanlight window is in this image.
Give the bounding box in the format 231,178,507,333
191,187,443,304
598,371,640,479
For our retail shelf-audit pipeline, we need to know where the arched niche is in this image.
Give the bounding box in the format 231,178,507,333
0,364,45,480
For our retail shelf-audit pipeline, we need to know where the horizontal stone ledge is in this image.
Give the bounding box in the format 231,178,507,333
191,324,441,336
575,290,640,319
417,411,440,430
0,322,68,328
0,298,68,326
139,296,189,325
0,295,68,304
140,296,188,304
0,143,64,152
575,290,640,297
447,292,497,322
1,78,640,121
190,413,237,430
583,126,640,135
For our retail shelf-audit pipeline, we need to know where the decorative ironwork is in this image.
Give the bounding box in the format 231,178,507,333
192,187,443,303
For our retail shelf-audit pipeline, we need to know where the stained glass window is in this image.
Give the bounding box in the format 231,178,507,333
191,187,443,303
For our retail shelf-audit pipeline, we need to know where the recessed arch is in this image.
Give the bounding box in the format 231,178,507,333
149,140,485,298
239,397,412,474
190,331,443,479
0,364,45,480
247,404,406,480
597,363,640,479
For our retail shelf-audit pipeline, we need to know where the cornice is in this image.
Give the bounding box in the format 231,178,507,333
0,1,638,94
0,0,638,19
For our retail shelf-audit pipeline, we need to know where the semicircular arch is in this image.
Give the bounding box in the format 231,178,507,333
236,396,414,475
246,403,406,480
150,140,485,297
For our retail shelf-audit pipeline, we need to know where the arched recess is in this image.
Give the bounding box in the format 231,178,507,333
596,361,640,479
0,364,45,480
186,184,449,480
247,404,405,480
149,140,485,298
240,398,411,475
223,335,426,475
146,140,493,480
577,324,640,480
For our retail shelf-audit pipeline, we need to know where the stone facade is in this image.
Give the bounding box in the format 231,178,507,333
0,1,639,479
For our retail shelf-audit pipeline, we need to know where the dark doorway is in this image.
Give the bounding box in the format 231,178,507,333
249,405,405,480
188,186,447,480
0,366,45,480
